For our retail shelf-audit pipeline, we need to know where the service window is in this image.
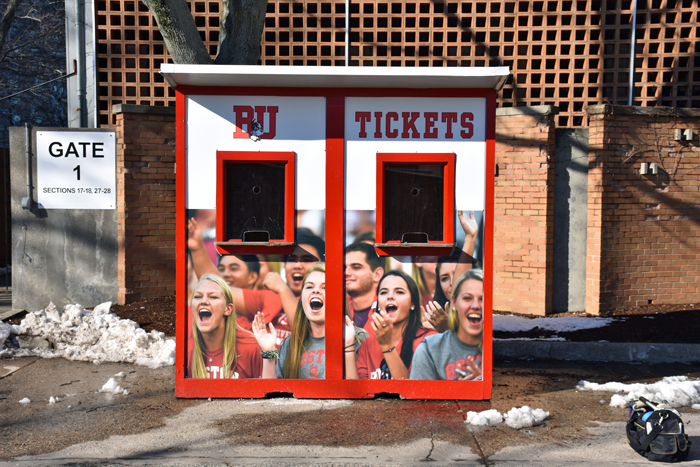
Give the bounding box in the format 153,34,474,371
215,151,295,254
375,153,455,256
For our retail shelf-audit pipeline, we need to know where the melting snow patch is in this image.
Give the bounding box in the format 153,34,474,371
504,406,550,429
49,396,62,404
19,398,30,404
465,407,548,429
493,315,615,333
466,409,503,426
100,377,128,395
6,302,175,368
576,376,700,408
692,404,700,410
0,321,13,354
610,394,629,407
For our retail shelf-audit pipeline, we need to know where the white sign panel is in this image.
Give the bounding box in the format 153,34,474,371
37,131,116,209
186,95,326,210
345,97,486,211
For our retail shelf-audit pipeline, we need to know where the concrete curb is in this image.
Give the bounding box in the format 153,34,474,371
494,341,700,364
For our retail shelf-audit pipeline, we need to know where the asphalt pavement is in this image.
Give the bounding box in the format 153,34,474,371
2,350,700,467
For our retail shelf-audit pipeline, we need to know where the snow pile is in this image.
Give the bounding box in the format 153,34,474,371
466,409,503,426
493,315,616,333
49,396,62,404
100,377,129,395
11,302,175,368
465,406,549,428
19,398,30,404
504,406,550,429
577,376,700,408
0,321,12,352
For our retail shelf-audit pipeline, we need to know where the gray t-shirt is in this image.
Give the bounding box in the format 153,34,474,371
276,335,325,379
409,331,481,380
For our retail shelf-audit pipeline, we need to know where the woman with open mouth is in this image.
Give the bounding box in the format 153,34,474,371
188,274,262,379
409,269,484,380
252,264,328,379
353,270,437,380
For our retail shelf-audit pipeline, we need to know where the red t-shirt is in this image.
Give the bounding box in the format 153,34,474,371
357,326,437,380
240,288,291,345
186,329,262,379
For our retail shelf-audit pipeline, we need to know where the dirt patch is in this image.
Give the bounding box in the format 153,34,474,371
216,361,700,459
110,296,176,336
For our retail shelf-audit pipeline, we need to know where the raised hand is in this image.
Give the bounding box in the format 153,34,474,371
262,272,286,295
458,210,478,239
344,315,356,348
423,300,450,333
457,355,482,381
187,218,205,252
251,312,277,352
371,309,393,351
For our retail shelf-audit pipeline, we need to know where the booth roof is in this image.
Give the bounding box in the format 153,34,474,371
160,64,510,91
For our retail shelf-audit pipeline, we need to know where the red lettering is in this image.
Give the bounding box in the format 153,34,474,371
301,350,317,365
401,112,420,138
460,112,474,139
442,112,458,139
355,112,371,138
386,112,399,138
456,358,465,372
424,112,438,139
309,365,318,379
373,111,383,138
316,349,325,364
261,105,278,139
445,362,455,380
233,105,254,139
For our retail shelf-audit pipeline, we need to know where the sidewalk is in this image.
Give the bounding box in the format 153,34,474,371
1,355,699,466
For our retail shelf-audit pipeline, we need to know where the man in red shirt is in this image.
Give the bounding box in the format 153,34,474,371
345,242,384,331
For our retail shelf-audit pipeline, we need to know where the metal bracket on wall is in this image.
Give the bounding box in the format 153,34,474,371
21,124,33,211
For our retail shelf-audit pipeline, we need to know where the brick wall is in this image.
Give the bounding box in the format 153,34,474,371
114,104,176,304
586,105,700,314
110,102,698,314
493,106,557,316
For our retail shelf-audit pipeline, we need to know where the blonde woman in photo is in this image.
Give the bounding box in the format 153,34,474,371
188,274,262,379
410,269,484,380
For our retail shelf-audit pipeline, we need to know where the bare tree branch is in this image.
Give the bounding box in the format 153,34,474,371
141,0,213,64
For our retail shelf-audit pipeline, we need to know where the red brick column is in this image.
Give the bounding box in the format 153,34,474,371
493,106,557,316
113,104,176,304
586,105,700,314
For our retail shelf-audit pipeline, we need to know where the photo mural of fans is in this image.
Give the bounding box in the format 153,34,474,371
344,210,485,381
185,208,326,379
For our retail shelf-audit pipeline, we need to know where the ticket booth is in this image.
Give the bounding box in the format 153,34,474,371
163,65,508,399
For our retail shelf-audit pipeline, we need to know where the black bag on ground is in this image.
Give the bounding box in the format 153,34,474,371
626,396,691,463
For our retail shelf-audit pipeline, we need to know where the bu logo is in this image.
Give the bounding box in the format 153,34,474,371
233,105,278,141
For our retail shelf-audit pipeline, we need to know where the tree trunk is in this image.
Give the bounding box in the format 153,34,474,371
215,0,267,65
141,0,213,65
0,0,23,57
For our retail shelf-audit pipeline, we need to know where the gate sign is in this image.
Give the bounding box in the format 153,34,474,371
37,131,116,210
